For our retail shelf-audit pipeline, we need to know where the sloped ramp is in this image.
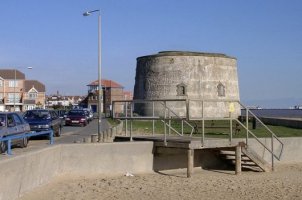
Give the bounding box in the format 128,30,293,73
241,145,271,172
219,143,271,172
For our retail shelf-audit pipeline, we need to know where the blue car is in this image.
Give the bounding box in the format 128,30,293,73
0,112,31,153
23,109,63,137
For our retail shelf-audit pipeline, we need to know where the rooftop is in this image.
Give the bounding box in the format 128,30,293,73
24,80,45,92
0,69,25,79
137,51,236,60
88,79,123,88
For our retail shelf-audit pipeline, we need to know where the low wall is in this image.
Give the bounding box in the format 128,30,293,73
0,142,154,200
260,117,302,129
1,137,302,200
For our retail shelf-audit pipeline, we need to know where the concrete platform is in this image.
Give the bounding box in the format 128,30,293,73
114,135,237,149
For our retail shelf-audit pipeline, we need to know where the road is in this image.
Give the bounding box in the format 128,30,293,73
0,118,111,157
56,118,110,144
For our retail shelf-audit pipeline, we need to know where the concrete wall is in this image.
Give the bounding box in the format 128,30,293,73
0,142,154,200
1,137,302,200
260,117,302,129
153,147,227,171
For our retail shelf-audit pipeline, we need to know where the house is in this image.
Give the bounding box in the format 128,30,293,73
0,69,25,111
85,79,126,115
46,94,84,109
0,69,46,112
123,91,133,100
23,80,46,110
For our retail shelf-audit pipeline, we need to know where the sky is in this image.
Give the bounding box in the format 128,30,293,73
0,0,302,108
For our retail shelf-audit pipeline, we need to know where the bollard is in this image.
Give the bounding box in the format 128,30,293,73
83,137,91,143
106,129,109,140
91,134,98,143
110,128,113,137
98,132,102,143
112,127,116,137
102,131,105,142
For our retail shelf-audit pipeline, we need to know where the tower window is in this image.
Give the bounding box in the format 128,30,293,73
177,83,187,96
217,82,225,97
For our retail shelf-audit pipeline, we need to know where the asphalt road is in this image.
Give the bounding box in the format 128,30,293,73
0,118,111,157
56,118,110,144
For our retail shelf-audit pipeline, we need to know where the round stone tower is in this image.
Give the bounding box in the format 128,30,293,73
133,51,240,118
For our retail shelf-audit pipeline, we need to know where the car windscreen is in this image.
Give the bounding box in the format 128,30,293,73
68,110,85,116
24,111,51,120
0,114,6,127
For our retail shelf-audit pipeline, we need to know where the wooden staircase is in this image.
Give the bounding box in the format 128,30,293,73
219,143,271,172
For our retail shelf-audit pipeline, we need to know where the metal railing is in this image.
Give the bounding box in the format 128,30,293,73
238,102,284,170
0,130,54,155
112,99,284,170
112,99,194,141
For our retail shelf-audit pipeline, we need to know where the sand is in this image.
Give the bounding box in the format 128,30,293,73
19,163,302,200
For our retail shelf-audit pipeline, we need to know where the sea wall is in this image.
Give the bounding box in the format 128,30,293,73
260,117,302,129
1,137,302,200
0,142,154,200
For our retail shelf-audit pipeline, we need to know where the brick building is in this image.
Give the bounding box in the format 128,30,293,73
23,80,46,110
84,79,132,116
0,69,46,111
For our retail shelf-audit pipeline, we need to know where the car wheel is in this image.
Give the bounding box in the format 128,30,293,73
0,141,7,154
55,127,61,137
20,137,28,148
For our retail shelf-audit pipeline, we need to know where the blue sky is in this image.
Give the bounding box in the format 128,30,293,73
0,0,301,108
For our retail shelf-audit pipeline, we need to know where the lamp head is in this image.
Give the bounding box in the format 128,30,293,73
83,12,90,16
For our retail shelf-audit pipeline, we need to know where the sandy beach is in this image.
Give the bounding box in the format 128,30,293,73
18,162,302,200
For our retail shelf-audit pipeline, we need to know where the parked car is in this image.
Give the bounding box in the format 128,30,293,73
0,112,31,153
23,109,63,137
83,108,93,122
56,110,68,126
65,109,88,126
57,110,68,119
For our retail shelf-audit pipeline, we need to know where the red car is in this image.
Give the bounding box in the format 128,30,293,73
65,110,88,127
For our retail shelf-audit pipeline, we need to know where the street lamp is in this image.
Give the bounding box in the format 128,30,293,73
13,67,33,111
83,9,102,137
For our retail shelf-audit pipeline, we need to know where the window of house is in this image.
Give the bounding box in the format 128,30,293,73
0,80,3,87
29,92,38,99
9,80,18,87
176,83,187,96
8,93,20,103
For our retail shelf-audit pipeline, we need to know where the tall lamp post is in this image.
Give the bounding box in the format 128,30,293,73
13,67,32,111
83,9,102,137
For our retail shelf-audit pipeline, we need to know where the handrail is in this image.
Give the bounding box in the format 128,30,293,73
0,130,54,155
235,119,282,160
112,98,284,171
159,101,194,137
161,120,182,136
238,102,284,161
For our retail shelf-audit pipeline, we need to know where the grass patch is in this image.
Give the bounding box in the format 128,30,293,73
122,119,302,138
107,118,120,127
